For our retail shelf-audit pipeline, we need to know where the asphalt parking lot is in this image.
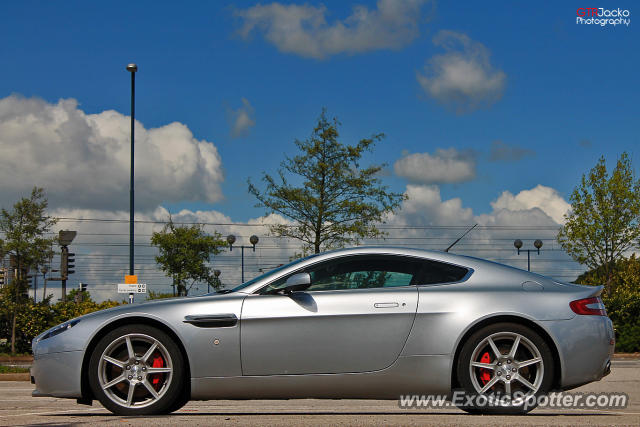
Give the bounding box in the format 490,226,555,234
1,359,638,426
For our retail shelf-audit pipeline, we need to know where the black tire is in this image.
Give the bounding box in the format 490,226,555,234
162,391,190,414
88,324,186,415
455,322,554,415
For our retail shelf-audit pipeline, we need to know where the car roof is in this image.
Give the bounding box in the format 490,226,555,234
313,246,489,267
236,246,535,294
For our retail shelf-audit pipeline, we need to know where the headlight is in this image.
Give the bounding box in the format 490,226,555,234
38,319,81,342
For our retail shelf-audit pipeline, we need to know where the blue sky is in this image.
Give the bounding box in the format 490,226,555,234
0,1,638,296
1,1,637,220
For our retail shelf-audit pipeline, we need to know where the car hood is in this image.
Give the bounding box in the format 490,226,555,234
78,291,246,321
34,292,247,355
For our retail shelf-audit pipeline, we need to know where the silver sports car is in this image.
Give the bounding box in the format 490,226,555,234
31,247,614,415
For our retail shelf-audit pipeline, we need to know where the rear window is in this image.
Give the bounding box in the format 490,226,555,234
419,260,469,285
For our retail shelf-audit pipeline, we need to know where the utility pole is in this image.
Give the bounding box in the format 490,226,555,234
61,246,69,301
32,267,37,303
0,251,5,288
40,266,48,302
41,246,52,302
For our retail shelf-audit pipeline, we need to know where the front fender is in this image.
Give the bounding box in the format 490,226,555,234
78,294,246,378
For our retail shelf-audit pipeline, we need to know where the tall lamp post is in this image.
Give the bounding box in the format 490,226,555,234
227,235,259,284
514,239,543,272
126,63,137,278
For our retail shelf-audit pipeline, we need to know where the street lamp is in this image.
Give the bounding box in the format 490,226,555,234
514,239,543,272
227,235,259,283
126,63,137,277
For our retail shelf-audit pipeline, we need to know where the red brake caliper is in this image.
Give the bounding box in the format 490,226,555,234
151,353,164,390
479,352,491,385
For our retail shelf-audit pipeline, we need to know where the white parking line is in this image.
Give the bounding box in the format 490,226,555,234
0,389,35,391
0,408,105,417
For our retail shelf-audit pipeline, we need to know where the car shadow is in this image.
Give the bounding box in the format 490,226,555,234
48,410,617,418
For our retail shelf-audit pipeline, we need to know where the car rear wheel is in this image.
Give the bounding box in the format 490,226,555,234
88,324,186,415
456,322,554,414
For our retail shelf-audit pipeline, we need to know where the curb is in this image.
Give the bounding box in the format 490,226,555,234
0,373,30,381
0,357,33,363
613,353,640,359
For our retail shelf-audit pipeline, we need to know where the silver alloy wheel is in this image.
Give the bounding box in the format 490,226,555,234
97,333,173,409
469,331,544,403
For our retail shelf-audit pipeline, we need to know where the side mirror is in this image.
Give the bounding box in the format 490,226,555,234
282,272,311,294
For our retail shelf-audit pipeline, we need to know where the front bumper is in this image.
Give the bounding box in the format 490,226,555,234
31,350,84,398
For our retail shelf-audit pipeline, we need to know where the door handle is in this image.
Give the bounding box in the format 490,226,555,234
374,302,399,308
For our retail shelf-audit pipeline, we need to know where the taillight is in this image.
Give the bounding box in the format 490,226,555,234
570,297,607,316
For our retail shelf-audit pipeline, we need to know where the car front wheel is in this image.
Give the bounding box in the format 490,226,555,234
88,324,186,415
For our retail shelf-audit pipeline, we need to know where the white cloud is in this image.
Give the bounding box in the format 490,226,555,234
388,184,567,229
382,184,576,277
388,184,568,228
490,185,570,224
0,95,224,211
393,148,477,184
474,207,560,228
416,30,506,113
389,184,474,227
235,0,431,59
229,97,255,138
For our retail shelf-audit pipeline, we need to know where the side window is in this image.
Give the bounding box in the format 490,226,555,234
307,256,419,291
258,255,421,294
418,260,469,285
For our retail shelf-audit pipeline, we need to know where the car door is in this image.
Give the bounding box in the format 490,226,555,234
240,254,420,375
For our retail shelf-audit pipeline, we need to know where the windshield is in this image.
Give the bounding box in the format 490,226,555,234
229,253,319,292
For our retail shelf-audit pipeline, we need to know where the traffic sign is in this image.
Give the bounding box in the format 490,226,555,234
117,283,146,293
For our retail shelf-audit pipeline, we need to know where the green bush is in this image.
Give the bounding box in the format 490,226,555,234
147,290,177,300
576,255,640,352
0,365,30,373
601,285,640,352
614,323,640,353
1,291,122,354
